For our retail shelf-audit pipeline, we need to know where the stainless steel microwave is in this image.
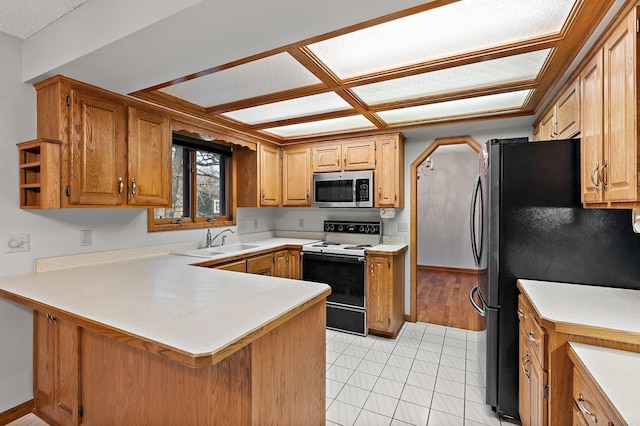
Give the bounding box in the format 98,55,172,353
312,171,374,208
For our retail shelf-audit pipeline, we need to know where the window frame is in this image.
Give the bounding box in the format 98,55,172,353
148,132,235,232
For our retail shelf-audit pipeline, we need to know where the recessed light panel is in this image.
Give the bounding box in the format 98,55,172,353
159,53,322,107
262,115,376,138
352,49,550,105
308,0,575,79
222,92,352,125
378,90,531,124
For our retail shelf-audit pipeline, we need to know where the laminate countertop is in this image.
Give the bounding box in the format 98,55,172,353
0,238,330,367
568,342,640,425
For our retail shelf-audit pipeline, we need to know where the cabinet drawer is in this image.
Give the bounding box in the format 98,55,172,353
247,253,274,275
518,295,546,366
572,368,615,426
216,260,246,273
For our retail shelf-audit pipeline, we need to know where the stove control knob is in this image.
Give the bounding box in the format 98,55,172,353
359,225,365,232
365,226,371,233
338,225,344,232
326,224,334,231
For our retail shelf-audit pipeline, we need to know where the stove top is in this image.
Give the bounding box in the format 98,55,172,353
302,221,382,256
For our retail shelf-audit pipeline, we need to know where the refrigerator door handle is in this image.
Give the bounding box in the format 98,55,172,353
469,175,482,267
469,285,487,317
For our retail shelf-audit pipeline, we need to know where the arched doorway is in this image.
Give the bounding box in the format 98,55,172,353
409,136,482,327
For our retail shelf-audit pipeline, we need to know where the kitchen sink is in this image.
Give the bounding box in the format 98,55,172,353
176,244,260,258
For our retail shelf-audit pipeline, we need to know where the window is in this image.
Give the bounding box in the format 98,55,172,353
149,133,233,231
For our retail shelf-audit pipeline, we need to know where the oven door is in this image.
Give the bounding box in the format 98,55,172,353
301,252,365,308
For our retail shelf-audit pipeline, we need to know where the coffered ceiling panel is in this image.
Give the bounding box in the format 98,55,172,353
131,0,616,144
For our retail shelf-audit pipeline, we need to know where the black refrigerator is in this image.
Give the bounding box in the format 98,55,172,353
468,137,640,420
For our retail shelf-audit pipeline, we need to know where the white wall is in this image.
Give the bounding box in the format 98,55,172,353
417,147,478,268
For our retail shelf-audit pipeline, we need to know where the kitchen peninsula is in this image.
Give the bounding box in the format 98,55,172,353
0,242,330,425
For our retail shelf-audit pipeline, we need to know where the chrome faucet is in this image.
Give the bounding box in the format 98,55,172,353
207,228,235,247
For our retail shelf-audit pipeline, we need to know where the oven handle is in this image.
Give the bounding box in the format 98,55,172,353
301,252,365,264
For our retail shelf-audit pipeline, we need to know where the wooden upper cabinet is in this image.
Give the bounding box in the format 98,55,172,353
343,139,376,170
375,134,404,208
580,5,639,207
282,146,311,206
556,77,580,139
311,144,341,172
32,75,172,209
538,108,556,141
580,50,604,204
69,88,126,206
602,8,638,203
259,144,281,206
127,107,172,207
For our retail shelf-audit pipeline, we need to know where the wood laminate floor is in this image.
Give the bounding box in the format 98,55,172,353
417,268,485,332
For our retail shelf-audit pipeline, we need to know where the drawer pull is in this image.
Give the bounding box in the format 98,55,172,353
526,331,540,345
577,394,597,423
517,309,526,320
521,352,530,380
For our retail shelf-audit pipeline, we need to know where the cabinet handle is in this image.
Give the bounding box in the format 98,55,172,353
526,331,540,346
577,394,597,423
517,309,526,320
306,190,309,202
343,155,346,166
131,178,136,198
261,189,265,201
46,314,57,324
591,163,600,193
285,255,289,265
118,177,124,197
599,160,608,192
521,352,530,380
370,263,374,275
336,155,339,166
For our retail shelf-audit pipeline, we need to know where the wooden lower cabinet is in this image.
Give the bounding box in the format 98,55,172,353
366,250,405,337
216,259,247,273
247,253,274,276
518,324,547,426
33,300,326,425
33,312,80,426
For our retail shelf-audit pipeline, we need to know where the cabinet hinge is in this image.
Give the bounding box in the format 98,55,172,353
78,405,84,418
388,318,391,326
543,385,549,399
388,261,391,269
66,96,70,106
637,172,640,185
65,186,71,197
394,194,397,202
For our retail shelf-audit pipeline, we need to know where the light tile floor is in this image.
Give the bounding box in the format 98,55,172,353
326,321,503,426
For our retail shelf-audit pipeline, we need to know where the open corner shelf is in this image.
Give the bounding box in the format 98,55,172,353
17,139,61,209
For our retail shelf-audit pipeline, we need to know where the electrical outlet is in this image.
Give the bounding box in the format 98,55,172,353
6,234,30,253
398,222,409,232
298,218,304,228
80,230,92,246
237,219,246,232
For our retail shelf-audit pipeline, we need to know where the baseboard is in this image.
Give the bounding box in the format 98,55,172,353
0,400,33,424
417,264,479,275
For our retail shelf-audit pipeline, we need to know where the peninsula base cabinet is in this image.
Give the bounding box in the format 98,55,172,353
366,249,406,338
32,300,326,425
33,312,80,426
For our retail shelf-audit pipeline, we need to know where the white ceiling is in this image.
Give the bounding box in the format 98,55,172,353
0,0,87,39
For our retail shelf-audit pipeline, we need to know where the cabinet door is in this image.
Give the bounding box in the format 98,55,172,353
274,250,290,278
518,327,532,426
247,253,274,276
343,139,376,170
260,144,281,206
34,312,80,426
366,255,391,333
312,144,342,172
603,9,638,202
580,50,604,204
539,108,556,140
556,77,580,139
529,353,547,426
289,249,301,280
282,146,311,206
127,107,172,207
69,89,126,205
375,136,403,207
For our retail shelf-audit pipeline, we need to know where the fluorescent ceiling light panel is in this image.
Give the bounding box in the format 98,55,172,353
159,53,321,107
352,49,551,105
308,0,575,79
378,90,531,124
222,92,352,125
263,115,376,138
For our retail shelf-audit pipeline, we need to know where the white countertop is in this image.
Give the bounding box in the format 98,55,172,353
517,279,640,335
569,342,640,425
0,238,330,365
368,243,408,254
